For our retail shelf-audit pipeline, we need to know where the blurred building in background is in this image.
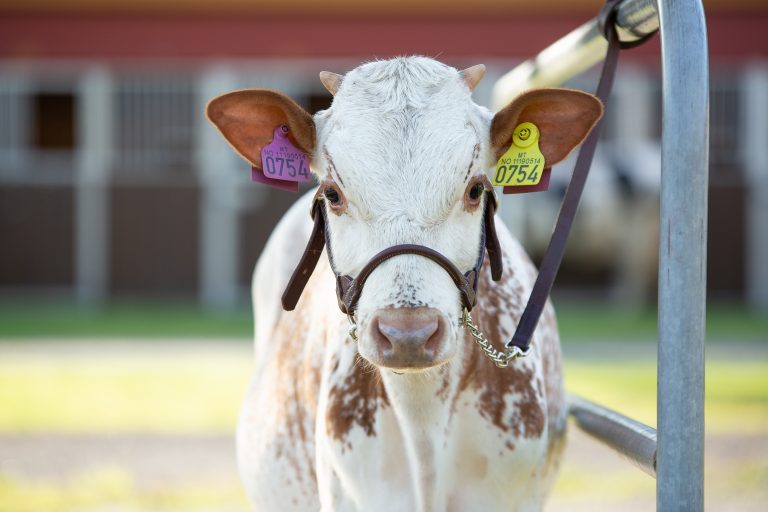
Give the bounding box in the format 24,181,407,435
0,0,766,310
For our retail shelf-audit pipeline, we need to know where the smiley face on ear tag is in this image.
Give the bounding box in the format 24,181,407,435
492,122,546,188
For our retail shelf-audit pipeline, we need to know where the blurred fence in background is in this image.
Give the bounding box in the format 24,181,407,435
0,1,766,312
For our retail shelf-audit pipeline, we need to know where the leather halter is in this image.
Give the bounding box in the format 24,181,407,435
281,185,502,316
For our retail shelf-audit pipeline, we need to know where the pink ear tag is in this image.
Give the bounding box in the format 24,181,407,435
251,125,312,192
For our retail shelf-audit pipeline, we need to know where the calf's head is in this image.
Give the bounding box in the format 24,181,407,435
206,57,602,372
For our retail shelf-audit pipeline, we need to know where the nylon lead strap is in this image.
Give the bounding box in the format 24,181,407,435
506,5,643,352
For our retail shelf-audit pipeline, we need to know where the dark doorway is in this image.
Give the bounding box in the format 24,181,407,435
307,94,333,114
32,92,77,150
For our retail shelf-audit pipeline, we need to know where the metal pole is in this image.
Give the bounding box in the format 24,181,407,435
76,67,113,303
197,69,243,309
569,395,657,477
491,0,658,109
656,0,708,510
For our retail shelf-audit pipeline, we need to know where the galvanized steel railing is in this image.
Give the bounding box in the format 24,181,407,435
491,1,708,510
491,0,660,110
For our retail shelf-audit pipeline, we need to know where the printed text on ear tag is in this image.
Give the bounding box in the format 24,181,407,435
252,125,311,191
492,122,545,188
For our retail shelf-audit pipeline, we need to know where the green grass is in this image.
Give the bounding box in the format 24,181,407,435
0,351,765,435
0,354,252,434
0,300,252,339
565,360,768,435
0,298,765,341
555,300,768,342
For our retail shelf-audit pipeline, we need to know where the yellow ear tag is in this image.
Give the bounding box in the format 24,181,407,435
492,122,546,187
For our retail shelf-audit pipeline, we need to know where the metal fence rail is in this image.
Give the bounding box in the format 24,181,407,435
491,1,709,510
569,395,657,477
492,0,659,109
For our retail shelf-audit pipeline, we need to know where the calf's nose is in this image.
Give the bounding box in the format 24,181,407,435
369,307,449,369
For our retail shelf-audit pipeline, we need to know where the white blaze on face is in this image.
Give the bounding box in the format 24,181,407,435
312,57,494,361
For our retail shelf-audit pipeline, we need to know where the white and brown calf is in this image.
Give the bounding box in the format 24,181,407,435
206,57,602,511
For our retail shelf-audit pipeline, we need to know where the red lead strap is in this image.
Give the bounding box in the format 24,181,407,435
506,3,656,352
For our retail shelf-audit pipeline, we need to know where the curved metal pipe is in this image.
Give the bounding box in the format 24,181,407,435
491,0,658,109
656,0,708,509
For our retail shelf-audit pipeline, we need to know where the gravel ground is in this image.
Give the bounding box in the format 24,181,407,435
548,428,768,512
1,429,766,511
0,434,239,489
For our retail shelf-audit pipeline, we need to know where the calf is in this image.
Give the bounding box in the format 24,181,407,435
206,56,602,511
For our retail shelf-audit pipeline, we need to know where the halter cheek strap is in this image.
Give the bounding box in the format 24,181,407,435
280,197,328,312
281,190,502,314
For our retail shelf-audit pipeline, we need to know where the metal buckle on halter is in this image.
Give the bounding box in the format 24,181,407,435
347,314,359,341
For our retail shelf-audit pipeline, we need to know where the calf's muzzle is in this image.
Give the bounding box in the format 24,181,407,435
368,307,449,369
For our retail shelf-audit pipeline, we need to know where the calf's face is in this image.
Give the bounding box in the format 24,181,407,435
206,57,602,372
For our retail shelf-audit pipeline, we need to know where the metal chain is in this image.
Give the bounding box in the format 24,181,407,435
461,308,531,368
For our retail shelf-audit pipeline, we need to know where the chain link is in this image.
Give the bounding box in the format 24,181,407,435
461,308,531,368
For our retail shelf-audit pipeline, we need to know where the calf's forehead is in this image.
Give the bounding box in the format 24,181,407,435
314,58,490,210
333,57,468,112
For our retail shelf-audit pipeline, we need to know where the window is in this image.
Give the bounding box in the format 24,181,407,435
709,77,742,184
306,93,333,114
32,92,76,150
114,77,195,173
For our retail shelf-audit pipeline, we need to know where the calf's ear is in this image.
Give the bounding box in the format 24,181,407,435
490,88,603,164
205,89,315,169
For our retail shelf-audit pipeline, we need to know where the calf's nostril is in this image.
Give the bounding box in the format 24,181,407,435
373,318,394,354
377,318,439,346
423,320,444,354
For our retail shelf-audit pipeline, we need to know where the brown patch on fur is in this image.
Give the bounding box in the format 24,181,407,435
326,354,389,444
262,276,324,486
436,364,452,401
455,254,545,439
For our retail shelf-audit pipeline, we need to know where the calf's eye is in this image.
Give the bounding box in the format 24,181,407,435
319,180,347,215
469,182,484,200
324,188,341,205
463,177,489,212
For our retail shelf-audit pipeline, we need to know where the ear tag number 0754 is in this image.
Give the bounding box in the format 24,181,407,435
492,122,545,187
259,125,311,183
